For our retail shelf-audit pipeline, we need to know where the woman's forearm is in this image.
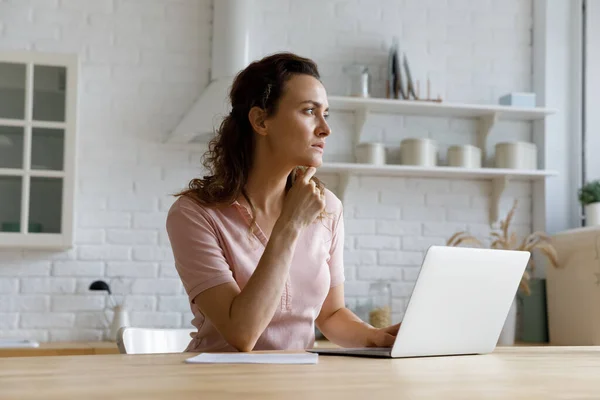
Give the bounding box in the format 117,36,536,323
228,219,301,351
318,307,377,348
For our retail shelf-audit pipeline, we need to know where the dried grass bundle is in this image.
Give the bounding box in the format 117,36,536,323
446,199,560,295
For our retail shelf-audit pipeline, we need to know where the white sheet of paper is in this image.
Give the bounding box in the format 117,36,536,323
185,352,318,365
0,339,40,348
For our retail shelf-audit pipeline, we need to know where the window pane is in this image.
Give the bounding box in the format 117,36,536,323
0,62,26,120
31,128,64,171
0,126,24,169
0,176,23,232
33,65,66,122
29,177,62,234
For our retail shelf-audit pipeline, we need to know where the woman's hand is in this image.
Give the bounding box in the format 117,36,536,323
278,167,325,230
367,323,401,347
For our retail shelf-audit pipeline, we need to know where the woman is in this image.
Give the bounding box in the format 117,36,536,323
166,52,399,352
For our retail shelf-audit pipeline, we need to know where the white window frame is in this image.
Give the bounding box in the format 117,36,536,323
584,0,600,183
0,51,79,249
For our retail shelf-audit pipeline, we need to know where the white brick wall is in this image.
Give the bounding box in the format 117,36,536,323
0,0,534,340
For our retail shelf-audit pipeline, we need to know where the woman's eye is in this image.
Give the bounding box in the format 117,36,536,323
324,112,329,119
305,108,314,115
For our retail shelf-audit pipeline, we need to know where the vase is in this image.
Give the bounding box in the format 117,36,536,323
585,202,600,226
497,296,517,346
108,305,130,342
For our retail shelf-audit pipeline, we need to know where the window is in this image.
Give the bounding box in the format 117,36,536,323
0,52,78,249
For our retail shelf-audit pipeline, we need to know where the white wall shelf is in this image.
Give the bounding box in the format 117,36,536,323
328,95,557,163
317,162,558,225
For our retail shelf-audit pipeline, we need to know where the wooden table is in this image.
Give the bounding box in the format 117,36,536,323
1,346,600,399
0,341,119,357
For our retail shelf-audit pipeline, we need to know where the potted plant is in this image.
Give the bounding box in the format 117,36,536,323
578,179,600,226
446,200,559,345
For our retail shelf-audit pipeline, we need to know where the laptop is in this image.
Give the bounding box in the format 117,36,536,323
308,245,530,358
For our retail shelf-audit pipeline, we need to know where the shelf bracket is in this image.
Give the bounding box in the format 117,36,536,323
477,113,499,167
337,172,351,204
354,107,369,145
490,176,509,226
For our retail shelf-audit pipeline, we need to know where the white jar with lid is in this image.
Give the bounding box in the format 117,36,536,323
447,145,482,168
355,142,386,165
494,142,537,170
400,138,438,167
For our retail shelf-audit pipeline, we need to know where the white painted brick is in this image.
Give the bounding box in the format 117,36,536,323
106,230,158,245
159,196,177,212
355,205,400,219
405,178,451,194
33,8,86,27
76,194,108,211
344,219,376,235
159,262,179,278
108,195,158,212
356,236,400,250
0,262,51,276
106,262,158,278
75,229,106,245
359,176,405,191
5,22,59,41
447,207,489,223
423,222,468,237
0,278,18,293
61,0,112,13
344,266,356,281
0,37,33,51
343,281,371,297
376,221,422,236
131,279,182,295
132,246,174,262
158,295,190,312
357,267,403,281
52,295,105,311
342,250,377,266
75,312,110,329
20,313,75,328
78,246,131,261
390,282,417,298
79,211,131,228
379,251,424,266
402,206,445,222
0,329,48,342
27,249,76,261
380,191,426,206
0,295,50,312
49,329,104,342
53,261,105,276
425,193,471,207
20,278,76,294
403,267,422,282
123,295,157,311
159,231,172,246
0,313,18,329
402,236,447,251
130,312,181,328
89,45,140,65
133,212,167,229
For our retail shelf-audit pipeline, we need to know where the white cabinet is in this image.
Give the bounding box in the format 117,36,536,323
0,52,79,249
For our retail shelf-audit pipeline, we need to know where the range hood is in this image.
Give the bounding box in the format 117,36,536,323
166,0,252,144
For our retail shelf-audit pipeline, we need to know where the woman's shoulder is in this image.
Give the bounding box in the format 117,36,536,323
323,188,343,216
166,195,215,229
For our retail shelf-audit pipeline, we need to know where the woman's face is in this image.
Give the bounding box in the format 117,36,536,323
261,74,331,168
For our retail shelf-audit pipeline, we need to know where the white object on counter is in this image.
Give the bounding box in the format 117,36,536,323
0,339,39,348
355,142,386,165
494,142,537,170
447,145,481,168
585,202,600,226
400,138,437,167
186,353,318,364
109,305,130,342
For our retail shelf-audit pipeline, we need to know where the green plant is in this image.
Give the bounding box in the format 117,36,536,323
578,180,600,206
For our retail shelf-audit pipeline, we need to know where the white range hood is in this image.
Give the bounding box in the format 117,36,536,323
166,0,252,144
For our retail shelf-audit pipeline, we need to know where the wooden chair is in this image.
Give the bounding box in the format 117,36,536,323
116,327,196,354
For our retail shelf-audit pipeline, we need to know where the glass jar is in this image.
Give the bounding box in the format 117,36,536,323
343,64,370,98
368,281,392,328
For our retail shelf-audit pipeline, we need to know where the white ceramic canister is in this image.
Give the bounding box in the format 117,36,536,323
400,138,438,167
447,145,482,168
494,141,537,170
355,142,386,165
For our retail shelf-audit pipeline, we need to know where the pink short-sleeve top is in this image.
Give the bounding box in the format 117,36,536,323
165,188,345,352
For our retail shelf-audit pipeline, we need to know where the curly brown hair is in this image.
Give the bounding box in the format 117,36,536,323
175,52,328,232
